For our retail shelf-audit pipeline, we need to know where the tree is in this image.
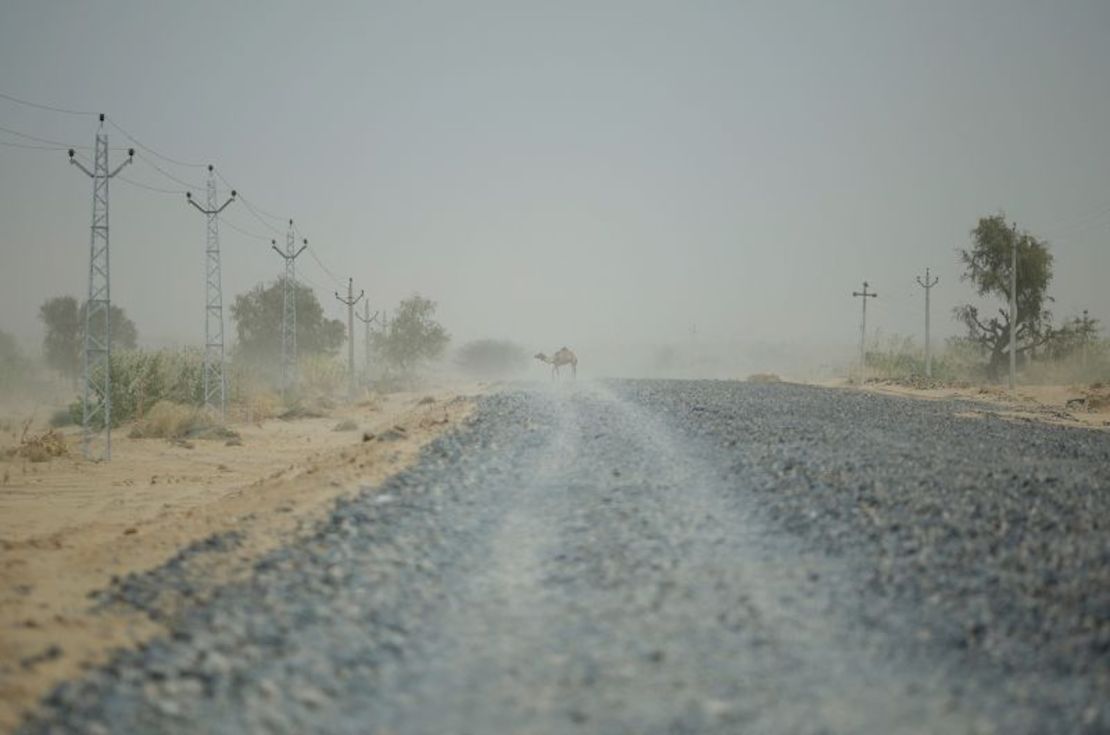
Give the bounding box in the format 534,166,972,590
1044,313,1100,361
0,329,28,393
39,296,138,384
40,296,79,382
79,301,138,350
953,215,1056,380
455,339,528,378
373,295,449,375
230,278,345,369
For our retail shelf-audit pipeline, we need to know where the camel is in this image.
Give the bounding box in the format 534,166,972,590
534,347,578,380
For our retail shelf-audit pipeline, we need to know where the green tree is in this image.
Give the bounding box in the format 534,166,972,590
39,296,138,384
953,215,1056,380
230,278,345,370
455,339,527,378
374,295,449,375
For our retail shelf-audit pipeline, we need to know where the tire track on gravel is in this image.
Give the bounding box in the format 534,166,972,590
22,384,1038,734
356,384,1002,734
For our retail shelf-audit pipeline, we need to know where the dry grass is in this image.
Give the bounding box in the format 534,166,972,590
234,391,284,423
5,429,68,463
747,373,782,383
128,401,236,440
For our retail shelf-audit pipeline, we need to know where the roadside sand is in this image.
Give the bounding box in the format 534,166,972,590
849,380,1110,429
0,389,474,732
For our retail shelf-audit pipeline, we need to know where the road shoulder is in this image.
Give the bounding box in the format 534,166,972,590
0,389,473,732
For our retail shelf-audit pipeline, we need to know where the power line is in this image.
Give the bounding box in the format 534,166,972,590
232,186,286,222
116,174,189,195
0,90,98,117
292,221,344,287
134,151,205,191
0,138,67,151
306,245,344,287
1048,203,1110,238
105,116,208,168
238,195,285,235
221,217,272,241
0,122,105,149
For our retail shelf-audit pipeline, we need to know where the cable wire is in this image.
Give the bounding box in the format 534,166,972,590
0,90,98,117
0,138,67,151
222,217,273,242
134,151,206,191
238,196,285,236
116,175,189,196
231,187,286,222
0,123,94,149
306,246,344,287
105,116,208,168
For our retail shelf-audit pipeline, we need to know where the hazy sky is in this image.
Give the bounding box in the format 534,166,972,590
1,1,1108,369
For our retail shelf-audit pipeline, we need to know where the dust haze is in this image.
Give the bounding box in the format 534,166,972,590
2,0,1109,381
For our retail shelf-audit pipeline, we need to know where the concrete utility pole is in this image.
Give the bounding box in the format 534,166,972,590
915,268,940,377
354,299,379,385
852,281,878,383
1009,223,1018,390
185,166,236,417
67,114,133,461
335,278,364,401
1082,309,1090,369
270,223,307,398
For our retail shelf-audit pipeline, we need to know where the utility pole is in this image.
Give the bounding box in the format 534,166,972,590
354,299,379,386
185,166,236,417
1082,309,1090,370
335,277,364,401
1009,223,1018,390
67,114,133,461
270,221,307,398
915,268,940,377
852,281,878,383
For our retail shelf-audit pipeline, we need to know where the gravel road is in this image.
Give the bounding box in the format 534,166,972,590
20,381,1110,734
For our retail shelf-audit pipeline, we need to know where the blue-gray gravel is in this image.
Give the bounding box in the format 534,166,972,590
19,381,1110,734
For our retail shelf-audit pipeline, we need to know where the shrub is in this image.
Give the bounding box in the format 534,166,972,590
49,407,74,428
129,400,235,440
68,348,205,428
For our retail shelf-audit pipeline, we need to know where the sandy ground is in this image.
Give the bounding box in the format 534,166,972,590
0,388,475,732
842,379,1110,429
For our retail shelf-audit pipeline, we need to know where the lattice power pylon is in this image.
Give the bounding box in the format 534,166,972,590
271,221,306,397
67,114,133,461
186,167,236,416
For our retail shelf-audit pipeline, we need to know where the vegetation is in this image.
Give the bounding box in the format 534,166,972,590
950,214,1105,382
39,296,138,384
229,278,345,379
953,216,1058,380
0,330,28,394
128,400,235,440
68,348,206,427
454,339,528,379
372,295,449,377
